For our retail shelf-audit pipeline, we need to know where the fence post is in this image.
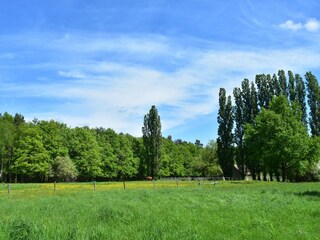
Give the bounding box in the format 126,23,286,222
153,180,156,189
198,179,200,187
7,183,10,194
93,181,96,191
176,178,179,187
54,181,56,192
123,181,126,189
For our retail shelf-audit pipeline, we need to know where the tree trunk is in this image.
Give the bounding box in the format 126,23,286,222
263,171,267,181
281,165,286,182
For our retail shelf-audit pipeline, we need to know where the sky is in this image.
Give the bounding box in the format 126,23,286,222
1,0,320,145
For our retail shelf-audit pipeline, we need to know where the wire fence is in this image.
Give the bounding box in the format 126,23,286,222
0,177,236,196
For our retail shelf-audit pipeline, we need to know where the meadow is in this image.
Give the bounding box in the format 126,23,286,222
0,180,319,239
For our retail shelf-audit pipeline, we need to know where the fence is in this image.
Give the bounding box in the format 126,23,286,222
1,178,233,195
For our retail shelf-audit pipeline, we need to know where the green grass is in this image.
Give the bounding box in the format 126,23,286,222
0,181,319,239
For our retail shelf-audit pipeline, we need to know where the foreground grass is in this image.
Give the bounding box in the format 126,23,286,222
0,181,319,239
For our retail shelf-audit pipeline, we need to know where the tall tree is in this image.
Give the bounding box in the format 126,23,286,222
245,96,311,182
142,105,162,179
278,69,288,97
295,73,307,126
305,71,320,136
233,87,245,179
266,74,274,106
217,88,234,178
255,74,269,109
288,71,296,104
0,115,15,182
272,74,281,96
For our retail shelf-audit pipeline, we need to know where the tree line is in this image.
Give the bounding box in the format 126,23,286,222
217,70,320,182
0,106,221,183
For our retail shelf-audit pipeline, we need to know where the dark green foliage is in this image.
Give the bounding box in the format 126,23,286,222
278,69,288,97
217,88,234,177
272,74,281,96
288,70,296,103
230,70,320,181
233,87,245,179
295,74,307,126
142,105,162,179
305,71,320,136
0,114,15,182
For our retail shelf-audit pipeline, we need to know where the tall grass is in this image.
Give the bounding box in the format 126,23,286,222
0,181,319,239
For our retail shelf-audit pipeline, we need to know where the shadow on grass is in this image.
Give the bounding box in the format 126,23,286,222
296,191,320,198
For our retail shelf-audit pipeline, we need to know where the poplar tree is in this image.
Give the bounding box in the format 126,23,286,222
305,71,320,136
233,87,245,179
288,71,296,104
241,79,252,123
217,88,234,178
278,69,288,97
295,73,307,126
142,105,162,179
273,74,281,96
250,81,259,121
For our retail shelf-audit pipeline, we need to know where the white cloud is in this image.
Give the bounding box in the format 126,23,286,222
279,20,302,31
3,33,320,138
279,18,320,32
304,18,320,32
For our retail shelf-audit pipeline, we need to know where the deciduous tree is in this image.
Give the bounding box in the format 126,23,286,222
142,105,162,179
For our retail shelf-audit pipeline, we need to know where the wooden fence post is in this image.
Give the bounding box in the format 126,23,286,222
153,180,156,189
198,179,200,187
54,181,56,192
176,179,179,187
93,181,96,191
123,181,126,189
7,183,10,194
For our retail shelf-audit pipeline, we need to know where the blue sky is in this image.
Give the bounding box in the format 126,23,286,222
1,0,320,144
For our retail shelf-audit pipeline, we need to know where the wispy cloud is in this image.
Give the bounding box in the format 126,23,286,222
279,18,320,32
1,33,320,138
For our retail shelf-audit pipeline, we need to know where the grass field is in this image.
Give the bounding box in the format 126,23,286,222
0,180,319,239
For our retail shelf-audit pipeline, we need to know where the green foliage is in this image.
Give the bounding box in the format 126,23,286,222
0,115,15,182
295,73,307,126
217,88,234,177
245,96,312,181
13,124,51,182
305,71,320,136
53,156,78,182
230,70,317,181
142,105,162,179
198,140,222,176
38,120,69,161
68,127,103,181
